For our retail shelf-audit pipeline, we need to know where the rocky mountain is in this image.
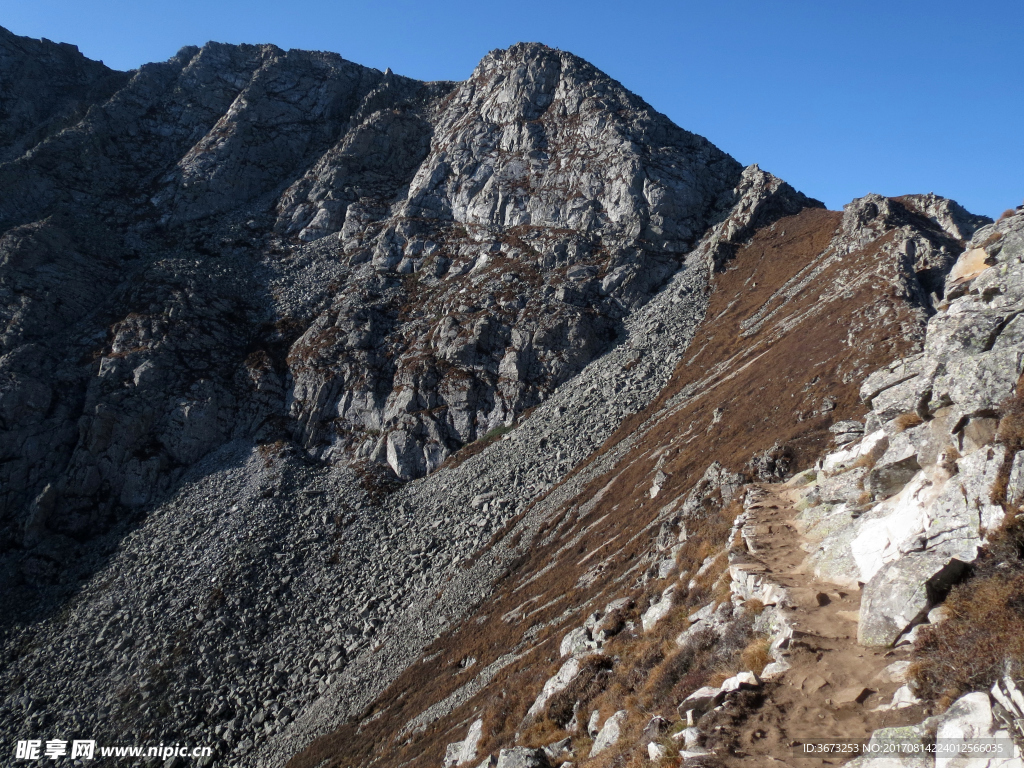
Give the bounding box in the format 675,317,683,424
1,23,1019,768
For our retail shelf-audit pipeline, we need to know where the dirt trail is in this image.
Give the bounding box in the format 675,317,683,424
713,482,930,766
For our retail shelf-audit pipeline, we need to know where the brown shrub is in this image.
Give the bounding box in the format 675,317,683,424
849,453,877,470
519,718,569,750
639,627,721,710
893,411,924,432
479,685,526,754
744,598,765,615
714,609,756,659
640,645,698,708
999,209,1017,222
620,640,666,694
992,377,1024,508
997,391,1024,449
545,655,613,727
705,671,730,688
711,574,733,605
740,636,773,675
911,515,1024,704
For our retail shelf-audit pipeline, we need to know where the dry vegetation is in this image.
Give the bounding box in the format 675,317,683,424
288,205,944,768
892,411,924,432
992,377,1024,506
910,514,1024,707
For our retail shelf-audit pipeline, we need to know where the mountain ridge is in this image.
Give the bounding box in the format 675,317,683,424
1,25,1016,768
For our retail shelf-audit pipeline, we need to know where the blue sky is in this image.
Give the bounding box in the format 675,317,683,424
4,1,1022,217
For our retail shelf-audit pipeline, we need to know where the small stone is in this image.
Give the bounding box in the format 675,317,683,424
587,709,601,738
831,686,871,705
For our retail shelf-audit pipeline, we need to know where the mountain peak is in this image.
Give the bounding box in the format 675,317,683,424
0,27,1003,768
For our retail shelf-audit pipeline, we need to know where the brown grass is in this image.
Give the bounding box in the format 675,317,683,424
637,629,719,710
740,636,773,675
893,411,924,432
287,204,941,768
999,209,1017,222
744,598,765,615
545,655,614,727
848,453,877,470
518,718,570,749
991,375,1024,508
910,514,1024,706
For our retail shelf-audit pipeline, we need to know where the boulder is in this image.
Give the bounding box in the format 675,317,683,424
494,748,551,768
526,657,586,719
820,429,888,474
761,660,791,680
831,419,865,439
559,627,592,657
935,691,1012,768
864,429,923,500
443,719,483,766
814,467,869,505
720,671,761,692
641,715,670,743
871,378,928,423
671,727,701,750
858,551,969,646
678,686,725,715
541,738,572,761
587,709,601,737
959,416,998,454
641,585,676,632
861,355,926,408
589,710,628,757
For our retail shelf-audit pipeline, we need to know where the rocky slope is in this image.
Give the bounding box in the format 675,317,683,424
0,23,1015,768
282,194,996,768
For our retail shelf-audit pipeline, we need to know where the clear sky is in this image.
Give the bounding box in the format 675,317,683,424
4,0,1022,218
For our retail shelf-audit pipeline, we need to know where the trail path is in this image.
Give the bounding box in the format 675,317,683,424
716,482,929,766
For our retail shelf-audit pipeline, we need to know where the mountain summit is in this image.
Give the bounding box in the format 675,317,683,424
2,25,1017,768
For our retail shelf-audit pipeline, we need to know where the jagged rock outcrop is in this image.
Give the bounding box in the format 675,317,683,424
0,28,789,561
0,26,130,164
802,208,1024,646
281,44,770,479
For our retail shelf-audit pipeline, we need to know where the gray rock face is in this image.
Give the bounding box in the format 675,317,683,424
803,210,1024,647
0,33,737,555
0,27,130,164
0,28,810,556
280,46,798,481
